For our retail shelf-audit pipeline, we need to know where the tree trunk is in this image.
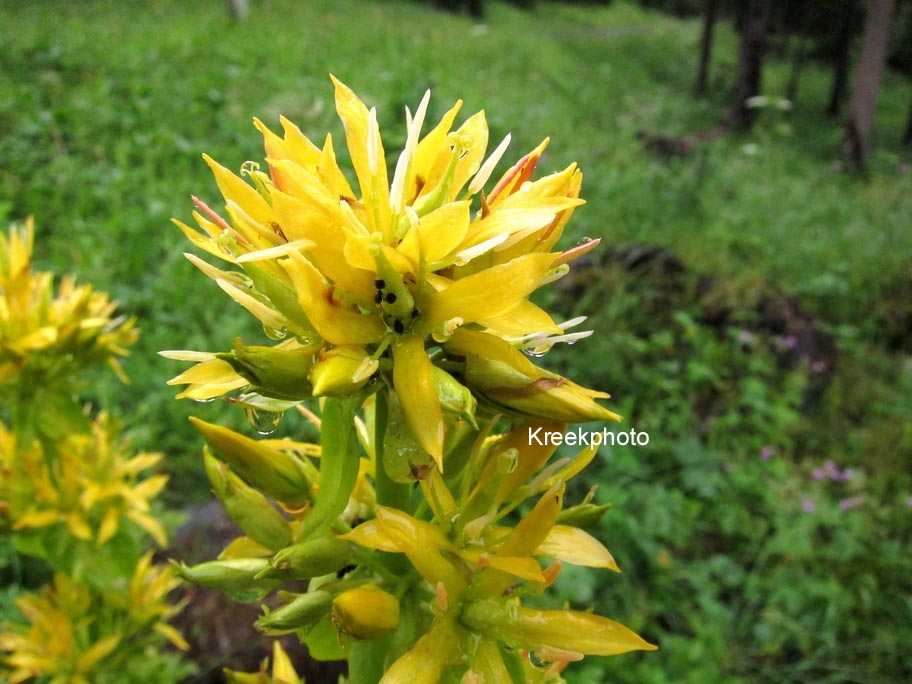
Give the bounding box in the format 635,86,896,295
828,0,856,117
695,0,720,95
226,0,249,21
733,0,772,132
844,0,897,170
903,93,912,145
786,36,811,105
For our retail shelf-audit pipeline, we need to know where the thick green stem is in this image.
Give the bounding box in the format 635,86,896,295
347,389,413,684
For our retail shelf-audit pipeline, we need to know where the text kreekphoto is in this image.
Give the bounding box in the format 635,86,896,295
528,426,650,447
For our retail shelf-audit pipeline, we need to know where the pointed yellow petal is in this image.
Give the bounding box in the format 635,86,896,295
537,525,620,572
271,640,301,683
331,76,389,229
392,335,444,467
281,252,384,346
422,252,555,327
476,298,562,337
398,200,471,267
76,635,120,672
167,358,243,387
203,153,273,226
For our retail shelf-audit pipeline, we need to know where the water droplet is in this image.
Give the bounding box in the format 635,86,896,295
577,236,593,246
262,325,287,340
192,397,217,403
523,345,548,358
245,407,282,435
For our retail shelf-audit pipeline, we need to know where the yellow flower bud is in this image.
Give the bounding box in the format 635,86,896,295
331,584,400,640
191,418,313,506
309,345,377,397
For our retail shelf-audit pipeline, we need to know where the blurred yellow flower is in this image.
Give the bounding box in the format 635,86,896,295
0,414,168,547
0,219,137,391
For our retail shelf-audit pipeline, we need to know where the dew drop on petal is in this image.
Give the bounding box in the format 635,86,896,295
523,346,548,358
245,407,282,435
263,325,288,340
192,397,217,404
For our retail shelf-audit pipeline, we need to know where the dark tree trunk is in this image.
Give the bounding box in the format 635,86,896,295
828,0,857,117
844,0,897,170
903,93,912,145
733,0,773,132
786,38,809,104
695,0,720,95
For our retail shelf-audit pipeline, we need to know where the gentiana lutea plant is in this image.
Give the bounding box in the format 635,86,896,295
167,77,656,684
0,220,192,684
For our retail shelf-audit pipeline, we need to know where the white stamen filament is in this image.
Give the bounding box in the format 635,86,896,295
157,350,217,362
390,90,431,214
451,231,510,265
367,107,379,175
235,239,315,263
468,133,512,195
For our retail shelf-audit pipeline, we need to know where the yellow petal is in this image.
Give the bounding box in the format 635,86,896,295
331,76,390,232
537,525,620,572
392,335,444,467
422,252,555,327
398,201,471,267
76,635,120,672
167,358,243,387
203,153,273,227
271,640,301,683
476,298,562,338
380,615,462,684
282,252,384,346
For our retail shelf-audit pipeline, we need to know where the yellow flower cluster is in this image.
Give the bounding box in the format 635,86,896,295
166,77,618,468
0,219,137,390
170,79,654,684
0,414,168,547
0,560,186,684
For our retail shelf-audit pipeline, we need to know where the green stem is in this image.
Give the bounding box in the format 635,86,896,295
348,389,412,684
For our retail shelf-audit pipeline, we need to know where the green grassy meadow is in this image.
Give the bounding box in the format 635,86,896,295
3,0,912,681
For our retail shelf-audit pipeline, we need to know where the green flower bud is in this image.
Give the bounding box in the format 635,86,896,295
555,501,612,529
256,590,334,635
172,558,282,603
263,536,353,579
309,345,377,396
331,584,400,640
216,338,318,401
204,451,292,551
432,366,478,428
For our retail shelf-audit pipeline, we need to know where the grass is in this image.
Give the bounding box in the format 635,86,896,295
3,1,912,681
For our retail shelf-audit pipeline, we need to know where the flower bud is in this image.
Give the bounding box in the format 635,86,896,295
331,584,400,640
309,345,377,397
446,328,621,423
555,501,612,530
172,558,281,602
264,536,353,579
462,597,657,656
432,366,478,428
256,590,334,635
216,338,318,401
191,417,314,505
204,451,292,551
